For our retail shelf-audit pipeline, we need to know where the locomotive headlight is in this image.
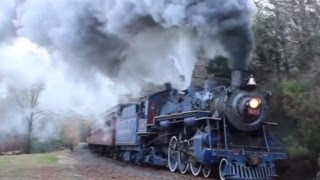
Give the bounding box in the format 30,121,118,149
249,98,260,109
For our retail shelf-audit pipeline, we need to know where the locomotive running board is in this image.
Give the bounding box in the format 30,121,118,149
263,122,278,126
154,110,211,121
195,117,221,121
136,132,157,136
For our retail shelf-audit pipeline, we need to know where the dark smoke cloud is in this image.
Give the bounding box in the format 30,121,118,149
0,0,18,42
14,0,256,85
185,0,255,69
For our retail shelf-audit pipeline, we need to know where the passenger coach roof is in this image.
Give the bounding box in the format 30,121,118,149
138,90,170,101
103,103,138,116
102,90,170,116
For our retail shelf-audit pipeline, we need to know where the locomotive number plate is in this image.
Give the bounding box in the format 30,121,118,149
248,108,261,115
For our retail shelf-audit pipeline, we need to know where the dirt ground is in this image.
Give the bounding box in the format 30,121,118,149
0,144,213,180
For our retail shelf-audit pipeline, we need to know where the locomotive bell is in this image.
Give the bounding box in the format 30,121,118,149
247,74,257,86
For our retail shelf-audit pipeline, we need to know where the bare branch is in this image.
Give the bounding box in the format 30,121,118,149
11,88,25,109
33,110,64,120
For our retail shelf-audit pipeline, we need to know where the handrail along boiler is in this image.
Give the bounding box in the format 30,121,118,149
88,69,287,180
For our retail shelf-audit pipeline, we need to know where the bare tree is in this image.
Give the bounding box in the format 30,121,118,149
10,84,59,153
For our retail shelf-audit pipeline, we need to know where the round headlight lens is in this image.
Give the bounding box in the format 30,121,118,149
249,98,260,109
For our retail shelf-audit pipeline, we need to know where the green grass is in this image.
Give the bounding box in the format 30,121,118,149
37,154,58,164
0,153,59,167
0,156,13,165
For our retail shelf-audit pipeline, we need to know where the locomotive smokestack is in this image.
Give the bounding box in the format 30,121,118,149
231,70,245,87
165,82,172,91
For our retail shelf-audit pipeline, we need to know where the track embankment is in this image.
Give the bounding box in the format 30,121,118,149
0,144,210,180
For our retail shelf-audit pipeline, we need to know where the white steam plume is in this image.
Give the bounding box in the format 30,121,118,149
0,0,257,138
0,38,125,135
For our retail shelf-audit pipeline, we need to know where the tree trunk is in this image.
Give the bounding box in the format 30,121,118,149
26,113,34,154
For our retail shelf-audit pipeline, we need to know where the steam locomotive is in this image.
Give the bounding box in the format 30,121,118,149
88,70,287,180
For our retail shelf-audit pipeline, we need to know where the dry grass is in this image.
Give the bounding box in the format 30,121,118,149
0,152,68,180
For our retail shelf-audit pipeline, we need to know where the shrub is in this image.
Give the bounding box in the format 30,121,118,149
281,80,305,95
60,118,80,151
283,135,312,159
287,146,312,159
0,134,27,153
32,138,63,153
273,84,319,178
269,81,320,159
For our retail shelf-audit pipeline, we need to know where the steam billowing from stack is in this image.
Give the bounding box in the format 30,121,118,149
0,0,256,135
13,0,255,86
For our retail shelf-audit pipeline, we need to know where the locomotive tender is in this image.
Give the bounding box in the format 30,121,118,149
88,70,287,180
